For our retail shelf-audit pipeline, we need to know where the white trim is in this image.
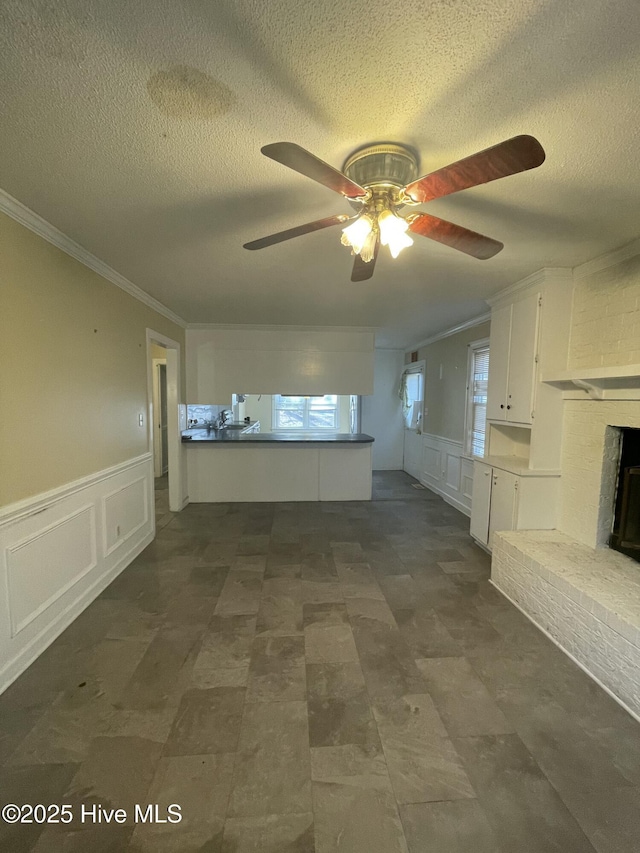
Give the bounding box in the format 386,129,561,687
146,330,186,513
403,360,425,375
405,313,491,353
188,322,377,333
573,237,640,281
0,453,152,527
422,433,466,448
0,187,186,328
490,579,640,725
486,267,572,308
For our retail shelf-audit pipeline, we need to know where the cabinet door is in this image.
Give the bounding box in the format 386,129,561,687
488,470,518,548
486,304,512,421
470,462,492,546
506,293,539,423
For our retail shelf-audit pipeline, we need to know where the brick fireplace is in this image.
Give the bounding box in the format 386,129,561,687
609,427,640,561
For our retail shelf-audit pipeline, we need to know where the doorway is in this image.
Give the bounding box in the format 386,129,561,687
152,359,168,478
401,361,425,480
146,330,185,518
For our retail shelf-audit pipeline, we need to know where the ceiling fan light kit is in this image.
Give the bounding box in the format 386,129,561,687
244,135,545,281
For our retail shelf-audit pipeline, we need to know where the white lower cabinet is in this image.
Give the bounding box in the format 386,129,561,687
488,470,518,548
470,462,492,544
470,460,558,549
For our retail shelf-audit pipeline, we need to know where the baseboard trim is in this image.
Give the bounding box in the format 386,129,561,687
489,579,640,724
421,479,471,518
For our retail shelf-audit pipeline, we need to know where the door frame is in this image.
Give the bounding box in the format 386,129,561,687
146,330,186,514
152,358,168,477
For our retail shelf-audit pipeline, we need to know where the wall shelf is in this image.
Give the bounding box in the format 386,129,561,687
542,364,640,400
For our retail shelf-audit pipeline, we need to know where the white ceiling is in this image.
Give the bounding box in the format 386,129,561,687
1,0,638,347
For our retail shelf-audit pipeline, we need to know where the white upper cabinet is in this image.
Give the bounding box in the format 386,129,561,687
486,293,540,424
186,328,375,402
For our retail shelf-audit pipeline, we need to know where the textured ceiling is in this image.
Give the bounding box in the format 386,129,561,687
1,0,638,347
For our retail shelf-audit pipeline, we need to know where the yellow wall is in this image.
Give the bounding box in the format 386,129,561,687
0,213,185,506
409,321,490,442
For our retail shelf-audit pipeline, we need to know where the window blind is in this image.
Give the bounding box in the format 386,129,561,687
470,347,490,457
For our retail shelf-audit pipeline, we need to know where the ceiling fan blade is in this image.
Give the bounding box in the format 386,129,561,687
351,239,379,282
403,135,545,203
261,142,368,199
407,213,503,260
243,214,352,250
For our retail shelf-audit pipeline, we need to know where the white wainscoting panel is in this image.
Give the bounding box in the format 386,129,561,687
445,453,461,492
423,445,441,484
7,505,97,637
103,476,148,557
419,434,471,517
461,458,474,502
0,454,154,695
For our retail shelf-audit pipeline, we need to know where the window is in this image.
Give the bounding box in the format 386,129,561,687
400,364,424,429
465,341,490,457
273,395,339,430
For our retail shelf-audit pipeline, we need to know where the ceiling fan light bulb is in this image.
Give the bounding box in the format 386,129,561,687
378,209,409,247
387,231,413,259
341,215,373,254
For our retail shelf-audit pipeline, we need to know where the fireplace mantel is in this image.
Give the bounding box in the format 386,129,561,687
542,364,640,400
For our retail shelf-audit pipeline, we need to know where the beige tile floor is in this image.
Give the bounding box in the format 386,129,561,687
1,471,639,852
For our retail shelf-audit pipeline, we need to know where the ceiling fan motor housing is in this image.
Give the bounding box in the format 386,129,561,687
343,143,419,191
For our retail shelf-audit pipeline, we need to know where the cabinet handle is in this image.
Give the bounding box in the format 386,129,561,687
500,404,505,409
506,405,511,410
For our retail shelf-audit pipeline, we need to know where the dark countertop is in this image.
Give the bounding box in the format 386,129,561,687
182,429,374,444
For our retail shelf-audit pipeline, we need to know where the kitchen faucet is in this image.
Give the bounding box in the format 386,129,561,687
216,409,232,428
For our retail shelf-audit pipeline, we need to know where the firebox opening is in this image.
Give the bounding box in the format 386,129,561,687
610,427,640,563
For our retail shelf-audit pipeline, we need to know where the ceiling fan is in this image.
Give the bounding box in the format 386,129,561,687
243,135,545,281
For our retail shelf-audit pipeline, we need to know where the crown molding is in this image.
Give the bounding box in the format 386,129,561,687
573,237,640,281
486,267,573,308
187,323,377,334
0,188,187,328
405,312,491,353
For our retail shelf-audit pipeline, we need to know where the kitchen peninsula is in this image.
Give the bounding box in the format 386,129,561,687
183,430,375,502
